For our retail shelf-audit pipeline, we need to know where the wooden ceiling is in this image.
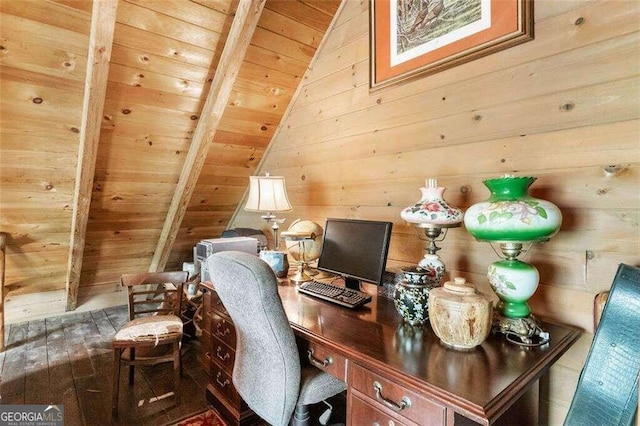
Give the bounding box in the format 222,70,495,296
0,0,342,313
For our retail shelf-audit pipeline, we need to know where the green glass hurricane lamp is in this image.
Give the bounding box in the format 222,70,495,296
464,175,562,346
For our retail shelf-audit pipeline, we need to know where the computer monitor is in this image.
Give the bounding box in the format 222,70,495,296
317,218,393,291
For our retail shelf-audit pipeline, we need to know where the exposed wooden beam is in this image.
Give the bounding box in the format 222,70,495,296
65,0,118,311
149,0,267,272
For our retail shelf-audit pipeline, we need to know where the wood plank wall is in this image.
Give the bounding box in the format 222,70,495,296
231,1,640,423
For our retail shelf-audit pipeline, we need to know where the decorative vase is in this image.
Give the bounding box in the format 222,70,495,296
401,178,464,226
417,254,445,286
393,267,435,326
428,277,493,350
463,176,562,242
488,259,539,318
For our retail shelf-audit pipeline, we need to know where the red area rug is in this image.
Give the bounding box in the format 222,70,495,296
175,408,227,426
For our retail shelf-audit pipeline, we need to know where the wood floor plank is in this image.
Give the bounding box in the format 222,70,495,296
45,315,83,426
24,319,50,404
72,312,113,425
0,321,28,404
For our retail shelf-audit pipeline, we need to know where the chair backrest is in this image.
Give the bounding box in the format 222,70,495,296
207,251,300,426
120,271,188,321
564,263,640,426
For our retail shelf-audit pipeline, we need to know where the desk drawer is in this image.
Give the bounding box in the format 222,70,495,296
211,335,235,373
349,394,417,426
200,329,212,373
210,361,242,407
306,341,347,381
350,363,445,426
209,290,227,314
210,312,236,348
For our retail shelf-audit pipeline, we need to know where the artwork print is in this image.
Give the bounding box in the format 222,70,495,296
370,0,533,89
392,0,488,66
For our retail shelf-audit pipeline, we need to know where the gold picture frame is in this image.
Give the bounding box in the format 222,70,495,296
370,0,534,90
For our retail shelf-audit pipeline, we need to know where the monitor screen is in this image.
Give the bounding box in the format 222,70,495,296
317,218,393,290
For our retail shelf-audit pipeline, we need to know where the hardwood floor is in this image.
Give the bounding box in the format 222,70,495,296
0,305,210,425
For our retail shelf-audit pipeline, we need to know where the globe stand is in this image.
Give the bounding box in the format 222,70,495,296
487,241,550,347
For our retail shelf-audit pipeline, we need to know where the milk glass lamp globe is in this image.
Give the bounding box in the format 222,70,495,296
401,179,464,226
463,176,562,242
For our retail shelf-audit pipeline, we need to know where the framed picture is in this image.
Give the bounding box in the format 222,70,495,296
370,0,533,90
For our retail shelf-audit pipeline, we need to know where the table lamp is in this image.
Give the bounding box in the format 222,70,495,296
244,173,292,277
464,175,562,346
401,178,464,286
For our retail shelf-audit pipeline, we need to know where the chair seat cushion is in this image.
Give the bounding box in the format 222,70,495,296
297,365,347,406
113,314,183,345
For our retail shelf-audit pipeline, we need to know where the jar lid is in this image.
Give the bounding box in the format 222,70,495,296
443,277,476,295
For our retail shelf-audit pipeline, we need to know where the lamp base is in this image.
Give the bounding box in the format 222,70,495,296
492,312,549,347
290,263,312,285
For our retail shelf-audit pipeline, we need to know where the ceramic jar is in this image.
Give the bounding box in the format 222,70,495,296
393,267,435,326
428,277,492,350
401,179,464,226
464,176,562,242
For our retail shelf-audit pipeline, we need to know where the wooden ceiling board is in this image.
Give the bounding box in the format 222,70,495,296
251,27,316,62
0,0,91,34
190,0,234,15
0,67,85,95
109,44,212,84
0,41,86,82
125,0,229,30
106,62,207,97
259,7,324,48
115,1,223,50
265,0,334,31
113,23,217,68
0,13,89,55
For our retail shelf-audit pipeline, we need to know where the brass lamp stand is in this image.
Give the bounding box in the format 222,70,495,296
282,232,315,285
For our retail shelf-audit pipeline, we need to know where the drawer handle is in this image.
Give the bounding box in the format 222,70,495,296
216,346,230,361
307,349,333,368
216,371,230,388
215,323,231,337
373,381,412,412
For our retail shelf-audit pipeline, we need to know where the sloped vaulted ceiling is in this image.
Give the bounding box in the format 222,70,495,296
0,0,342,320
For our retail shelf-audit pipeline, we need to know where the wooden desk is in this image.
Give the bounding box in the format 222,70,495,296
200,280,580,425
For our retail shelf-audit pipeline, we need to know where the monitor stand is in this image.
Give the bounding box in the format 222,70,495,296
344,276,361,291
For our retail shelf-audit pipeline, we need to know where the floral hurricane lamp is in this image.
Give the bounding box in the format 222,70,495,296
393,179,464,326
464,175,562,346
401,178,464,276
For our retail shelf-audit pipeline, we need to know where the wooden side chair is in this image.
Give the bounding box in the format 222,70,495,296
111,271,188,417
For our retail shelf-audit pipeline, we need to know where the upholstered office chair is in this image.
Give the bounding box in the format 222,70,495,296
111,271,188,417
564,263,640,426
207,251,347,426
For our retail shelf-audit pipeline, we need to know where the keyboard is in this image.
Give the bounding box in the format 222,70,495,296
297,280,372,309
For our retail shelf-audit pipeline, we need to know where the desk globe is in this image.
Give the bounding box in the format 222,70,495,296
283,219,323,284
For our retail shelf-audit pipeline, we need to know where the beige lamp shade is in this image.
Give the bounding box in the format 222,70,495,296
245,174,292,213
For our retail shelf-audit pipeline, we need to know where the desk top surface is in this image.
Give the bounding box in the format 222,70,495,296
274,280,581,420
